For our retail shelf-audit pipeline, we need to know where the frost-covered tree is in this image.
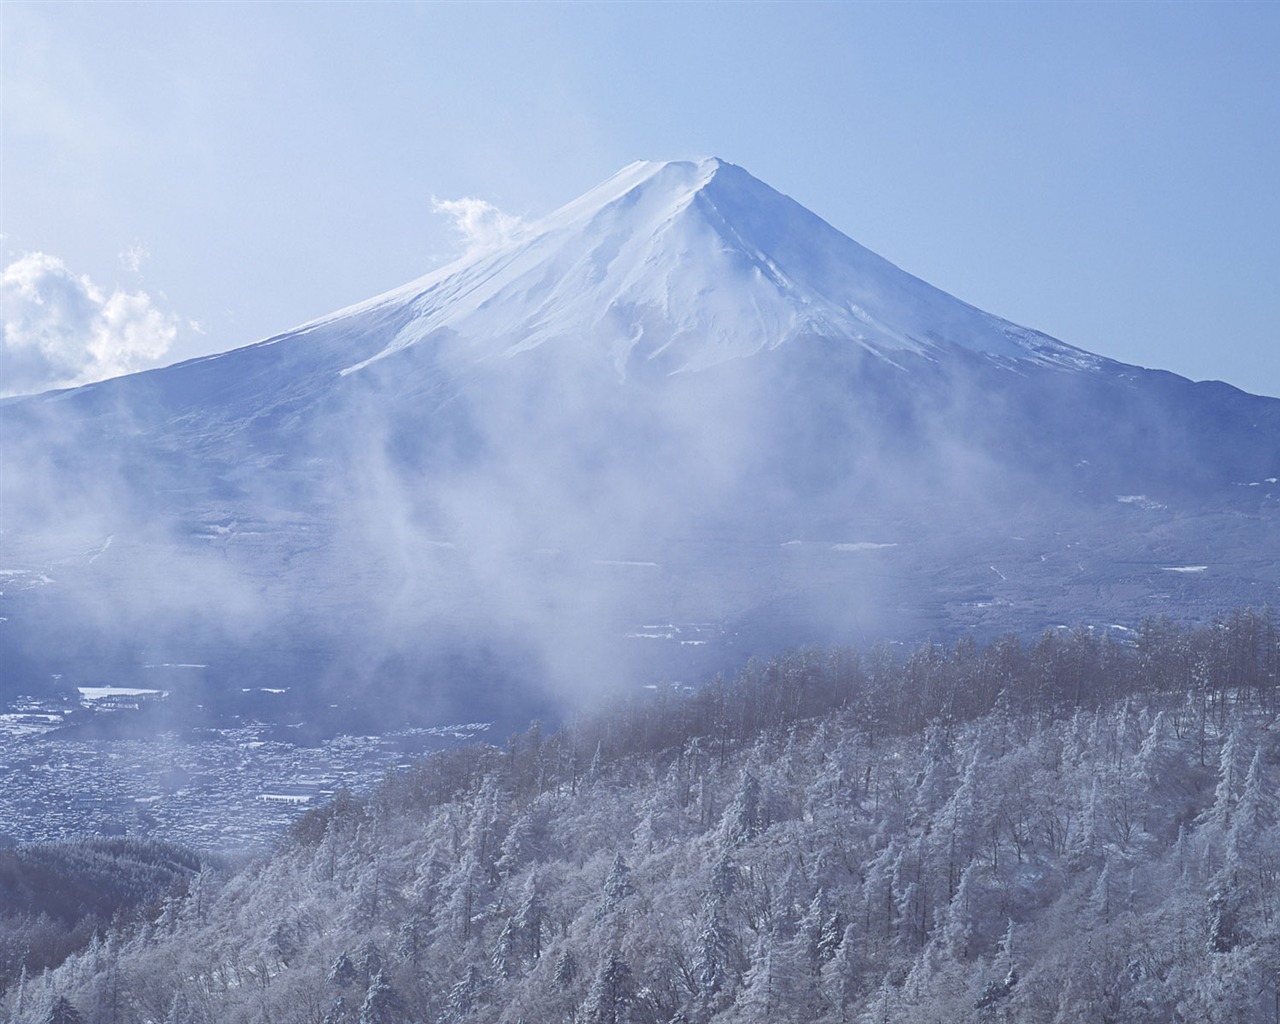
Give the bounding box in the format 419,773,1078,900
821,923,868,1023
445,964,488,1022
601,853,635,915
582,953,638,1024
722,772,763,847
42,997,83,1024
512,872,545,961
163,989,194,1024
327,951,360,990
553,949,579,989
733,928,809,1023
357,972,404,1024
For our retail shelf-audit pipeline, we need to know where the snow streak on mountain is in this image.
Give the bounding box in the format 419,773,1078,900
2,159,1278,728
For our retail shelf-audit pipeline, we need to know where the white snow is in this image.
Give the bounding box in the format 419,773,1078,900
331,158,1101,380
78,686,167,701
0,569,55,587
1117,495,1167,510
831,542,898,552
88,535,113,563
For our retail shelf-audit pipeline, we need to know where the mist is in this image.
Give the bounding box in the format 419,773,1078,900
7,310,1275,736
0,312,972,728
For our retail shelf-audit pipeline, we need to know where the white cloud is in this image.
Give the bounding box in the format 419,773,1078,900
118,241,150,273
432,196,521,255
1,252,179,397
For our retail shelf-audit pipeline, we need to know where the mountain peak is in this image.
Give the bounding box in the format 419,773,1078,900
327,159,1099,378
557,156,729,212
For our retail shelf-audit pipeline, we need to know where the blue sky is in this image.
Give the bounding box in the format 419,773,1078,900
4,1,1278,396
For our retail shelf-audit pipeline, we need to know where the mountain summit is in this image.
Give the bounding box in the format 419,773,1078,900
326,157,1096,379
2,160,1278,729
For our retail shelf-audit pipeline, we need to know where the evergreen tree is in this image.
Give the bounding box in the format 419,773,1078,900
722,772,763,847
941,860,981,960
735,928,808,1022
357,971,405,1024
395,920,426,967
356,941,384,984
328,951,360,989
703,854,738,910
445,964,487,1022
821,924,867,1023
1225,746,1273,881
553,949,579,989
491,918,519,980
512,872,545,961
582,953,638,1024
975,920,1018,1017
694,910,742,1010
43,997,84,1024
601,853,635,914
164,989,194,1024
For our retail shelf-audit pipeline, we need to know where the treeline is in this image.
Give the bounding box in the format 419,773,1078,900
346,608,1279,831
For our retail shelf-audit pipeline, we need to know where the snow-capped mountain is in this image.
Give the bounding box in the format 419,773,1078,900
3,159,1278,729
326,158,1098,376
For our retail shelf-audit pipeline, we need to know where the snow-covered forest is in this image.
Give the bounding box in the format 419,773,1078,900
4,609,1280,1024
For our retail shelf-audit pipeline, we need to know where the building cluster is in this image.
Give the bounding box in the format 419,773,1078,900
0,702,488,851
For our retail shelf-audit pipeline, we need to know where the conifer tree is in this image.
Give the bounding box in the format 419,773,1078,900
601,853,635,914
163,989,194,1024
42,997,83,1024
328,951,360,989
821,924,866,1023
512,871,545,961
722,772,763,847
445,964,487,1022
357,972,405,1024
553,949,579,989
582,953,638,1024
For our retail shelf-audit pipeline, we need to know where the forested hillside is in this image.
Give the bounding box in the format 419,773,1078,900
4,611,1279,1024
0,839,201,997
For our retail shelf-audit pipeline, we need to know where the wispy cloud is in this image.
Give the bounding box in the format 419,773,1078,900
432,196,522,256
118,241,151,273
1,251,179,397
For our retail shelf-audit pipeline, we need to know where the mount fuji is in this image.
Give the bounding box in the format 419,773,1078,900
3,158,1278,730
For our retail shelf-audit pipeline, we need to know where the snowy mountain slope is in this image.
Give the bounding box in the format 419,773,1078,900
2,159,1278,727
316,158,1103,378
